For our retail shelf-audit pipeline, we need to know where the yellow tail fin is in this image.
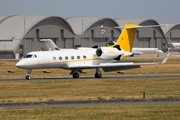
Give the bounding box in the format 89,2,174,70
110,24,141,52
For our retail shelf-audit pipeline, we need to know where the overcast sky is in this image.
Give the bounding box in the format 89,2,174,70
0,0,179,24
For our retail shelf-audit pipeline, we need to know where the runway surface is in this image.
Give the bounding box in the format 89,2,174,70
1,74,180,82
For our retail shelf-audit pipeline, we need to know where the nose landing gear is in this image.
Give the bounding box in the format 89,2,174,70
26,70,32,80
26,75,31,80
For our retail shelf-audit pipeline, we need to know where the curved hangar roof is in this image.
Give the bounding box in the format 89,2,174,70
115,19,160,26
0,16,171,53
161,24,180,34
66,17,119,35
0,15,73,52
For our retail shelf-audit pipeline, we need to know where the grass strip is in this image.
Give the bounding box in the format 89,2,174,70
0,105,180,120
0,78,180,103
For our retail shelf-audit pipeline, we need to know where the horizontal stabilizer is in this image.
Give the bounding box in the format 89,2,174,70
115,25,164,29
126,25,164,29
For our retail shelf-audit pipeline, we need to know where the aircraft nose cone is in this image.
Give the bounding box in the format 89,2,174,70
16,61,23,68
16,62,20,67
15,60,30,69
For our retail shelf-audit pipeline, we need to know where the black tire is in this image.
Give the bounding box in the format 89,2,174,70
95,73,102,78
73,73,79,78
26,76,31,80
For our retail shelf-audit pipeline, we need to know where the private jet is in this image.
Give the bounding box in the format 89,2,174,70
168,42,180,51
16,24,170,80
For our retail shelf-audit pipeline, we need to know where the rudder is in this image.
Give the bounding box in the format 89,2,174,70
110,24,141,52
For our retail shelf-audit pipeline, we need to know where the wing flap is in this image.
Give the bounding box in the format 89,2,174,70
69,62,157,69
102,65,141,72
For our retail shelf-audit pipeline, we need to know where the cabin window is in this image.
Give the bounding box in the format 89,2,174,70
77,56,80,59
83,55,86,59
65,56,68,60
59,56,62,60
53,57,56,60
71,56,74,60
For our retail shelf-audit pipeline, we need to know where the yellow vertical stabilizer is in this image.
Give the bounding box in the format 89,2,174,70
110,24,142,52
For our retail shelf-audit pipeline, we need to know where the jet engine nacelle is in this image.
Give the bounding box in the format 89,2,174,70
96,47,124,59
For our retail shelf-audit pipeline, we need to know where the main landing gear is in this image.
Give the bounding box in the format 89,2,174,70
70,71,79,78
26,70,32,80
95,68,102,78
73,73,79,78
70,68,102,78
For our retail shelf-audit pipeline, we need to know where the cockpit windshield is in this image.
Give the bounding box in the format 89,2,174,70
23,54,37,58
33,55,37,58
23,54,32,58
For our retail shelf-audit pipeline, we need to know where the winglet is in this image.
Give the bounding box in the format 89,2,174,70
161,51,171,64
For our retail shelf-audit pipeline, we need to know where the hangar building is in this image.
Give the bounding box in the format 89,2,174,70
0,16,121,59
161,24,180,43
0,15,179,59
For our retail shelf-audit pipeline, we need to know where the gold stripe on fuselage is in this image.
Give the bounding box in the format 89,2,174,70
18,58,103,67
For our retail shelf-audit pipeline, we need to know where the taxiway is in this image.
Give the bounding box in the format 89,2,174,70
1,74,180,82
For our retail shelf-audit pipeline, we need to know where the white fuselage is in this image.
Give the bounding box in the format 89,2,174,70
172,43,180,51
168,42,180,51
16,48,114,70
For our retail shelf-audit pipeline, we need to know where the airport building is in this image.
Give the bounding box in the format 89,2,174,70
161,24,180,43
0,15,179,59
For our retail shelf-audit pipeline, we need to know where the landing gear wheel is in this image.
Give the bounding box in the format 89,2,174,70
25,70,32,80
95,72,102,78
26,76,31,80
73,73,79,78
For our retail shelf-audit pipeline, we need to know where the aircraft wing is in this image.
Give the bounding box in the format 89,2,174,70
69,51,170,72
69,62,157,72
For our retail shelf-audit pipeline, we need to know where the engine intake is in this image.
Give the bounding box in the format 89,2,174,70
96,47,124,59
96,48,102,57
